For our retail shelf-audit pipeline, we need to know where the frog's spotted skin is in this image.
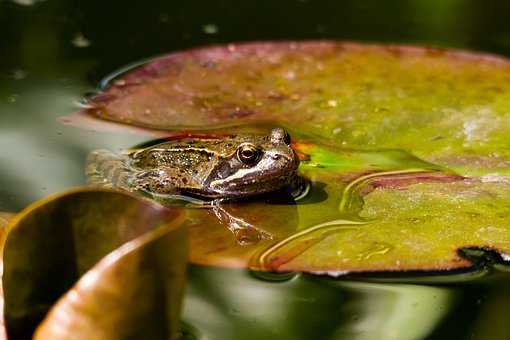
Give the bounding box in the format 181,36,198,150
86,128,300,200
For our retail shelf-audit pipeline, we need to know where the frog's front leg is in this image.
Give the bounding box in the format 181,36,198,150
132,168,178,195
211,199,273,246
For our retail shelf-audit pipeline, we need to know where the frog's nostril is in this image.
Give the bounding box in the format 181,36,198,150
272,154,281,160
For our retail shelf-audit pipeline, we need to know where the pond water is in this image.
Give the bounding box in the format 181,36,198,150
2,0,510,339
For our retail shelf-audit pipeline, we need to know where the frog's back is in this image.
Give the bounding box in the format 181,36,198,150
86,147,206,196
129,137,236,169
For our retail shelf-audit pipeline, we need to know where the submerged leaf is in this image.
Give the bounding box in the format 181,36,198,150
2,188,187,339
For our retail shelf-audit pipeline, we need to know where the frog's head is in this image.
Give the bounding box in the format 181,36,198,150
204,128,300,198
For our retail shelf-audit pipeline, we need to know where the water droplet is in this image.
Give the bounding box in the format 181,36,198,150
6,94,19,103
315,25,326,33
114,80,126,86
319,99,339,108
332,127,342,135
327,100,338,107
159,14,169,23
10,69,27,80
202,24,219,35
356,242,393,260
233,228,261,246
72,33,91,48
407,217,423,224
283,70,296,80
10,0,44,6
374,107,389,113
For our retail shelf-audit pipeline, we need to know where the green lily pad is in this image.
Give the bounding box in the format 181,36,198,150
186,168,495,276
2,188,187,339
73,42,510,277
251,178,510,275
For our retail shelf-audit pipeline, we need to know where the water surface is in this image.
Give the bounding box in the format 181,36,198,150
2,1,510,338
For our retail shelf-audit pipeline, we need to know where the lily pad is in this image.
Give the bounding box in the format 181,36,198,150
2,188,187,339
79,41,510,176
73,42,510,277
186,170,503,276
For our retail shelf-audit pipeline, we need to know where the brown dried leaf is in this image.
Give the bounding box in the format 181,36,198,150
2,188,187,339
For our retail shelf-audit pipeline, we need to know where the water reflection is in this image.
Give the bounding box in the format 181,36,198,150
0,79,151,211
183,265,458,340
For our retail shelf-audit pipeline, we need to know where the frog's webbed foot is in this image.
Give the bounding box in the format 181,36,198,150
211,199,273,246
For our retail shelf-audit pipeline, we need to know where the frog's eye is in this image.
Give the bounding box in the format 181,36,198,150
237,143,261,165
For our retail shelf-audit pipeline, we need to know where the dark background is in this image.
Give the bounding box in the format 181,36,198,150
3,0,510,213
3,0,510,82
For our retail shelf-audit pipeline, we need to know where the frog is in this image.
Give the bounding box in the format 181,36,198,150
86,127,300,200
86,128,303,245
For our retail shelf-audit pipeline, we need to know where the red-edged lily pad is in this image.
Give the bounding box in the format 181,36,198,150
70,42,510,277
78,41,510,176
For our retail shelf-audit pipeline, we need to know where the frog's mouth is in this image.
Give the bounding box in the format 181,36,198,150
213,168,300,198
